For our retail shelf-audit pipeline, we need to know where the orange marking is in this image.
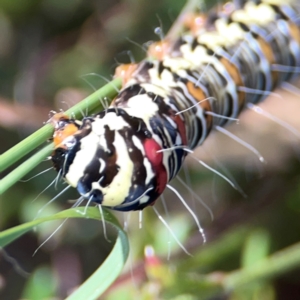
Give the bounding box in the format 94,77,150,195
257,37,275,64
53,123,78,148
289,22,300,44
49,113,78,148
186,81,213,131
256,36,278,88
48,112,68,128
147,40,172,60
114,63,138,86
183,13,207,34
220,57,245,112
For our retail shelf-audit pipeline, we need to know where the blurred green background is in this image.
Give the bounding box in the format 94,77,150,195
1,0,300,299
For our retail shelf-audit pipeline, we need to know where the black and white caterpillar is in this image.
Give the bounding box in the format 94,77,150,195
50,0,300,212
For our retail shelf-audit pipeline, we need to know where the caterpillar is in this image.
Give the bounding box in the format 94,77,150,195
2,1,300,299
50,0,300,213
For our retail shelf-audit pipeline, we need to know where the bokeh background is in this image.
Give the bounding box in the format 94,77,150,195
1,0,300,299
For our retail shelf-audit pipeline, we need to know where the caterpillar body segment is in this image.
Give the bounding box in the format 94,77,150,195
51,0,300,211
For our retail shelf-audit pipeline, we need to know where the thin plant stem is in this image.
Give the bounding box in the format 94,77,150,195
223,242,300,290
0,144,53,194
0,78,121,195
0,78,121,174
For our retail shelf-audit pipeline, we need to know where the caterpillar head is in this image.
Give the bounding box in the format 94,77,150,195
50,109,168,211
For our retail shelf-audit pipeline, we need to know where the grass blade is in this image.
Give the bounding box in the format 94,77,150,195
0,206,129,299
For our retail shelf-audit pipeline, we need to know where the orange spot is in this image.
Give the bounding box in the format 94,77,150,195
256,36,278,89
114,63,138,86
183,13,207,34
186,81,213,131
53,123,78,148
147,40,171,60
48,112,68,129
49,113,78,148
220,57,245,112
289,22,300,44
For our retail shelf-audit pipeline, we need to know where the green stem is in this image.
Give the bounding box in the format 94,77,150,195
0,78,121,174
224,242,300,290
0,125,54,174
0,144,54,194
166,0,200,40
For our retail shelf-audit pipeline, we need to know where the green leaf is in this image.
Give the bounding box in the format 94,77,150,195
0,206,129,299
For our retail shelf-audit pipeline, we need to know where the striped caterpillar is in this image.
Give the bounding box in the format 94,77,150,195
50,0,300,213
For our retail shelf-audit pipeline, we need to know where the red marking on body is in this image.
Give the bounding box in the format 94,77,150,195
173,114,187,146
143,138,168,195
